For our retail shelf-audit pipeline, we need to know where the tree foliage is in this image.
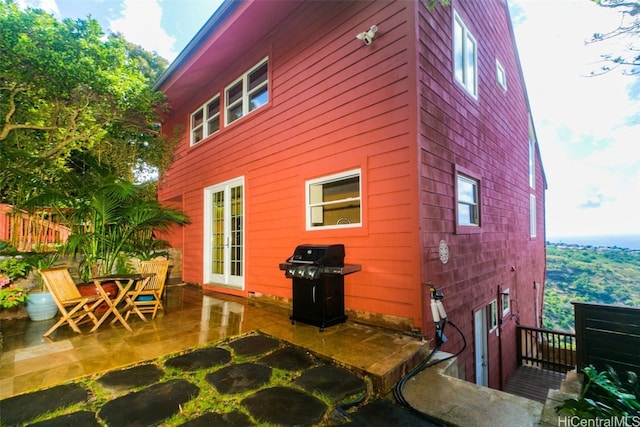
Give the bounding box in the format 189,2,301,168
24,156,190,280
589,0,640,76
0,0,177,205
425,0,450,10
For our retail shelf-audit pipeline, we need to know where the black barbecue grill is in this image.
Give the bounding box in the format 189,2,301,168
279,244,361,331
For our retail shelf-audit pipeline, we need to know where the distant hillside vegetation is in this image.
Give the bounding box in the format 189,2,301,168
543,242,640,332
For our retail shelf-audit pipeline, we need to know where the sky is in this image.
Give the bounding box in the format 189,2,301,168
15,0,640,241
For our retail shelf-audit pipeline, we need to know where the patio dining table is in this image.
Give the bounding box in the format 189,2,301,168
89,274,153,332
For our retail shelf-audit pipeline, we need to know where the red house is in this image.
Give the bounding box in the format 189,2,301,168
155,0,546,390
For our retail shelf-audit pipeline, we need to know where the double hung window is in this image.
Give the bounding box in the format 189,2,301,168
457,174,480,226
188,58,269,145
190,96,220,146
225,59,269,125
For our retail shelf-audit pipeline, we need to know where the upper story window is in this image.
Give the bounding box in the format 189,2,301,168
453,11,478,98
190,95,220,146
496,59,507,91
529,137,536,189
225,58,269,126
306,170,361,230
457,174,480,227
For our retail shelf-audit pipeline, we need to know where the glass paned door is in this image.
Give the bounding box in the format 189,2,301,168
204,177,244,288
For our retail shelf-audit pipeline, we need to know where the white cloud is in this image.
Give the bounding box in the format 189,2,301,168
512,0,640,238
109,0,177,61
15,0,59,15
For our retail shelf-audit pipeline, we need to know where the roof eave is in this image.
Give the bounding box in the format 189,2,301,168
153,0,242,91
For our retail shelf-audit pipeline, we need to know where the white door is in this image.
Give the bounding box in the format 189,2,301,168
474,308,489,386
204,177,244,289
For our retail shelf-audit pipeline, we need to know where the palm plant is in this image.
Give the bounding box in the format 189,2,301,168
24,157,189,280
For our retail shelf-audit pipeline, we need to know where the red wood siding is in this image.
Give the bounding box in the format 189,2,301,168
158,0,546,391
159,1,424,323
416,0,546,387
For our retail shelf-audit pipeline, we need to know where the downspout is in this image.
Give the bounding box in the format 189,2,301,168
408,0,425,333
498,284,503,390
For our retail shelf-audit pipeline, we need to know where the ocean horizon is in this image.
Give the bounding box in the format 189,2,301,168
548,235,640,251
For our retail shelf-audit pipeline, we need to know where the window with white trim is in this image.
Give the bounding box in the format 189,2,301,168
306,170,361,229
225,58,269,125
457,174,480,226
190,95,220,146
529,137,536,189
501,289,510,316
453,11,478,97
530,194,537,238
496,59,507,91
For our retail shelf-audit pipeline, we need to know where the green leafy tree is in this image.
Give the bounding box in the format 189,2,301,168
0,1,177,204
588,0,640,76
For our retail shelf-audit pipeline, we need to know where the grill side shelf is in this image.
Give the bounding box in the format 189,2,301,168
278,263,361,276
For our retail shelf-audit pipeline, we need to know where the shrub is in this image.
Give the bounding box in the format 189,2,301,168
557,365,640,418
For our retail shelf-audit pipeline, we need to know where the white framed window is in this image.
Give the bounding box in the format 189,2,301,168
190,95,220,146
457,174,480,226
496,59,506,91
488,300,498,331
530,194,537,238
529,137,536,189
453,11,478,97
225,58,269,126
501,289,510,316
306,169,361,230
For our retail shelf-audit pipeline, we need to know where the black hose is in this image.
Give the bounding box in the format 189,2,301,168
392,319,467,424
335,389,368,418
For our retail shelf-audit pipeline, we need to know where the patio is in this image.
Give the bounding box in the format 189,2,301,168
0,283,430,400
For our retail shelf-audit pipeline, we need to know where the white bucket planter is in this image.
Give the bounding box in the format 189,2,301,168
25,291,58,321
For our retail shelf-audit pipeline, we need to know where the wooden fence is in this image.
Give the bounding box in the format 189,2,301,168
573,301,640,375
0,204,70,252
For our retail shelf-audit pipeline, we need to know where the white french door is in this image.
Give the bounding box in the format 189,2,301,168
204,177,244,289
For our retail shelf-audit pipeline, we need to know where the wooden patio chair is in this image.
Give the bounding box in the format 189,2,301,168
124,259,170,321
39,267,105,337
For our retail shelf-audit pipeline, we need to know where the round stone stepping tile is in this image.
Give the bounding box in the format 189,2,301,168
294,365,366,402
164,347,231,370
257,346,315,371
97,364,164,392
206,363,272,394
178,410,255,426
28,411,101,427
228,334,280,357
0,383,88,426
242,386,327,426
98,379,199,426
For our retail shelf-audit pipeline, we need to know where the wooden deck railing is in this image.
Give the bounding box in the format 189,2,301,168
0,204,70,252
517,325,576,373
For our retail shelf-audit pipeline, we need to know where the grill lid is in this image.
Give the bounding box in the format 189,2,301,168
287,244,345,266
